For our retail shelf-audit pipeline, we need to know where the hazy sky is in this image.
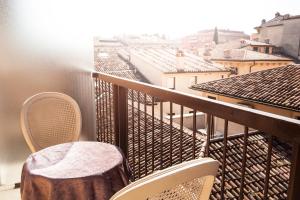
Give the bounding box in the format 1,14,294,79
12,0,300,41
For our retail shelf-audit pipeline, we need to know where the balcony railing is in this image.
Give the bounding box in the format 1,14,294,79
92,71,300,200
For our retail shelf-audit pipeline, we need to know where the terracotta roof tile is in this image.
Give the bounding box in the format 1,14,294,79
94,47,153,103
209,133,291,199
129,48,228,73
191,65,300,111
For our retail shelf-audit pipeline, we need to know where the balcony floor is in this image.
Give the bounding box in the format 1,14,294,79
0,188,20,200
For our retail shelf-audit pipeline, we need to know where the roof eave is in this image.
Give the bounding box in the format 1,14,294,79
190,87,300,113
211,58,293,62
163,70,230,74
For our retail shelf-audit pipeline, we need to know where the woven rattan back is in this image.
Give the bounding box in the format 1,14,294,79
21,92,81,152
110,158,219,200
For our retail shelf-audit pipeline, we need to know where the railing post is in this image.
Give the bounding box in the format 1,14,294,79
118,86,128,158
205,114,212,156
113,85,120,146
288,143,300,200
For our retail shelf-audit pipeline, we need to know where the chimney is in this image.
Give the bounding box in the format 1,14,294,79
224,49,231,58
283,14,290,19
240,39,247,47
203,47,211,60
175,49,185,72
203,49,211,56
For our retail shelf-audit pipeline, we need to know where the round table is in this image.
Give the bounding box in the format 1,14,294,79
21,142,131,200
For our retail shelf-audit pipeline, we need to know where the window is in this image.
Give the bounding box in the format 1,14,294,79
296,116,300,120
207,96,216,100
221,75,224,79
189,76,197,86
167,112,175,116
229,66,238,75
98,52,109,59
167,77,175,89
266,47,270,54
237,102,254,109
253,47,258,51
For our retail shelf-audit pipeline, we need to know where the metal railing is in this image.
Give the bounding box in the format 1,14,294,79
92,71,300,200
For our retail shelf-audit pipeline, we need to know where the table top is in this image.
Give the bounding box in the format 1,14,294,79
21,141,131,200
25,141,125,179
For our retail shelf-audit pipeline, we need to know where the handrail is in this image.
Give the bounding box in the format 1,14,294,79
92,71,300,143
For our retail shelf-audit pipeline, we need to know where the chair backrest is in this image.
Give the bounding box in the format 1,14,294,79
20,92,81,152
110,158,219,200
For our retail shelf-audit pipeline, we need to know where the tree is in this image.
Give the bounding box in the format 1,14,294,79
213,27,219,44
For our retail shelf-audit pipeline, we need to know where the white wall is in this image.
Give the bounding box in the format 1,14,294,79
163,72,228,94
172,113,206,130
281,18,300,59
259,25,283,46
161,72,229,115
130,53,163,86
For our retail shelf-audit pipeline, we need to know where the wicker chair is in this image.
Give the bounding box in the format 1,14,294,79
110,158,219,200
20,92,81,152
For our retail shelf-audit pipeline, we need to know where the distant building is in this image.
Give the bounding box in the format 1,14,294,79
255,12,300,60
93,37,123,48
240,39,276,54
117,34,178,48
210,48,293,75
199,38,294,75
93,38,149,83
197,29,249,44
250,33,259,41
191,65,300,135
119,47,231,119
119,48,230,95
182,29,249,53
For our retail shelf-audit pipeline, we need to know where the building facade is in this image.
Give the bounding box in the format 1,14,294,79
210,49,293,75
119,48,230,95
255,12,300,60
119,47,231,118
240,39,275,54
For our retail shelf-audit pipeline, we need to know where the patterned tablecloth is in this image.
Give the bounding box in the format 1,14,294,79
21,142,131,200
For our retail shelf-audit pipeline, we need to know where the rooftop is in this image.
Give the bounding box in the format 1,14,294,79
255,13,300,29
198,29,248,35
128,47,229,73
210,49,292,61
191,64,300,112
240,39,274,47
209,133,291,199
119,36,173,47
127,105,205,179
94,38,123,47
94,47,150,83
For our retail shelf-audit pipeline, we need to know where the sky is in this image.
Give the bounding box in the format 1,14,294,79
10,0,300,42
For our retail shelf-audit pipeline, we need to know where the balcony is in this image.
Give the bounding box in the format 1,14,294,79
92,71,300,200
